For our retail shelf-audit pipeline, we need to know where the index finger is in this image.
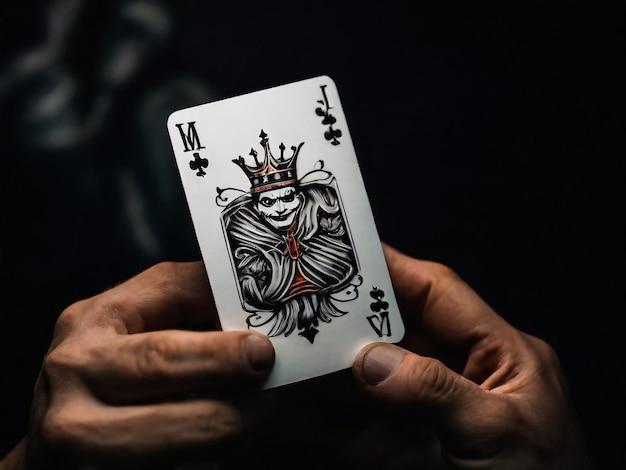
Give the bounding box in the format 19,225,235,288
383,243,515,350
69,261,217,335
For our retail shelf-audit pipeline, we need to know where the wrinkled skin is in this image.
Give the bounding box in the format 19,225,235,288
352,245,594,469
0,245,594,469
18,262,274,470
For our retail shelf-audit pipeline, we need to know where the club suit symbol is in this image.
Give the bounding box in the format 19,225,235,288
367,287,391,337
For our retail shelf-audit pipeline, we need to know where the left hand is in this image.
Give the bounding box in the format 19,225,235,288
7,261,275,470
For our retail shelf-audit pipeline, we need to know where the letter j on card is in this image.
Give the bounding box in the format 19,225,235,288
168,76,403,388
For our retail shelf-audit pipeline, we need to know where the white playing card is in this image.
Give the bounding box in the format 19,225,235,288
168,76,403,388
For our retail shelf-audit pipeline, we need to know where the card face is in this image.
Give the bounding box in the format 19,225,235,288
168,76,403,388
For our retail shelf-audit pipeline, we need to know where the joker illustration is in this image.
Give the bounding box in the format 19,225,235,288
217,130,360,343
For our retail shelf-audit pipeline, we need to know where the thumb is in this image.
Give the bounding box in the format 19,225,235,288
353,343,487,428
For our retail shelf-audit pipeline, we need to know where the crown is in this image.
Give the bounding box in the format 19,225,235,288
233,130,304,194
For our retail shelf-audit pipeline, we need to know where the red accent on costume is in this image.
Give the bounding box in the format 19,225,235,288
284,220,302,260
283,219,317,299
285,232,301,259
287,266,318,298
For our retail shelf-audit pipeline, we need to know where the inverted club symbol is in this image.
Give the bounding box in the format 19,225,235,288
367,287,391,337
369,286,389,312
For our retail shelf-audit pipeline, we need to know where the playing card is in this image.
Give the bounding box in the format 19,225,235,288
167,76,403,388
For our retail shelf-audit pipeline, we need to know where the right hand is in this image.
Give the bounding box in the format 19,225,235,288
352,245,594,469
24,261,275,469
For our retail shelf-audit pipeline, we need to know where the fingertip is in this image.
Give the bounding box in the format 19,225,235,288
243,333,275,372
354,343,406,386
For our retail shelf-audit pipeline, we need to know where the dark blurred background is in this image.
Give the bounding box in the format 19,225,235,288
1,0,624,467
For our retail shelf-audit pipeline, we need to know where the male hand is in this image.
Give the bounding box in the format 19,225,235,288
353,245,593,469
21,262,274,470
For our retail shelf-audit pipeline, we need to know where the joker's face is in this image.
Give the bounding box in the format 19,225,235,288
256,186,301,230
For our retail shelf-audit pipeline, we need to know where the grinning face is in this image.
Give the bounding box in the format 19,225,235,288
256,186,302,230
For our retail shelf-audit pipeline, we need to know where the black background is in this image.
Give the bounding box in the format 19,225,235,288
1,0,624,467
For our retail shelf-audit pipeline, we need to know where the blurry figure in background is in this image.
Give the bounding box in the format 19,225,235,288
0,0,215,456
0,0,213,265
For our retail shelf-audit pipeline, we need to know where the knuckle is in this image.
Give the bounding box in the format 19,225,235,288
428,261,462,284
524,333,562,374
192,403,244,442
534,336,559,365
57,292,128,335
41,410,76,449
152,260,178,274
526,335,568,397
135,335,181,380
146,261,180,288
425,359,452,396
40,407,95,452
139,261,183,304
43,343,89,378
54,301,87,336
410,357,457,403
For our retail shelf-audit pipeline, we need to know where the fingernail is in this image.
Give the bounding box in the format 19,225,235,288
361,345,404,385
244,334,275,371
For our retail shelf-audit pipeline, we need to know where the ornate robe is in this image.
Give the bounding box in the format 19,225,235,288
223,183,357,341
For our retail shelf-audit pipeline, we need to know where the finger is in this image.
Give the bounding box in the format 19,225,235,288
382,243,516,349
117,261,216,332
353,342,489,429
77,331,274,403
43,398,264,469
352,342,531,463
62,261,217,335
